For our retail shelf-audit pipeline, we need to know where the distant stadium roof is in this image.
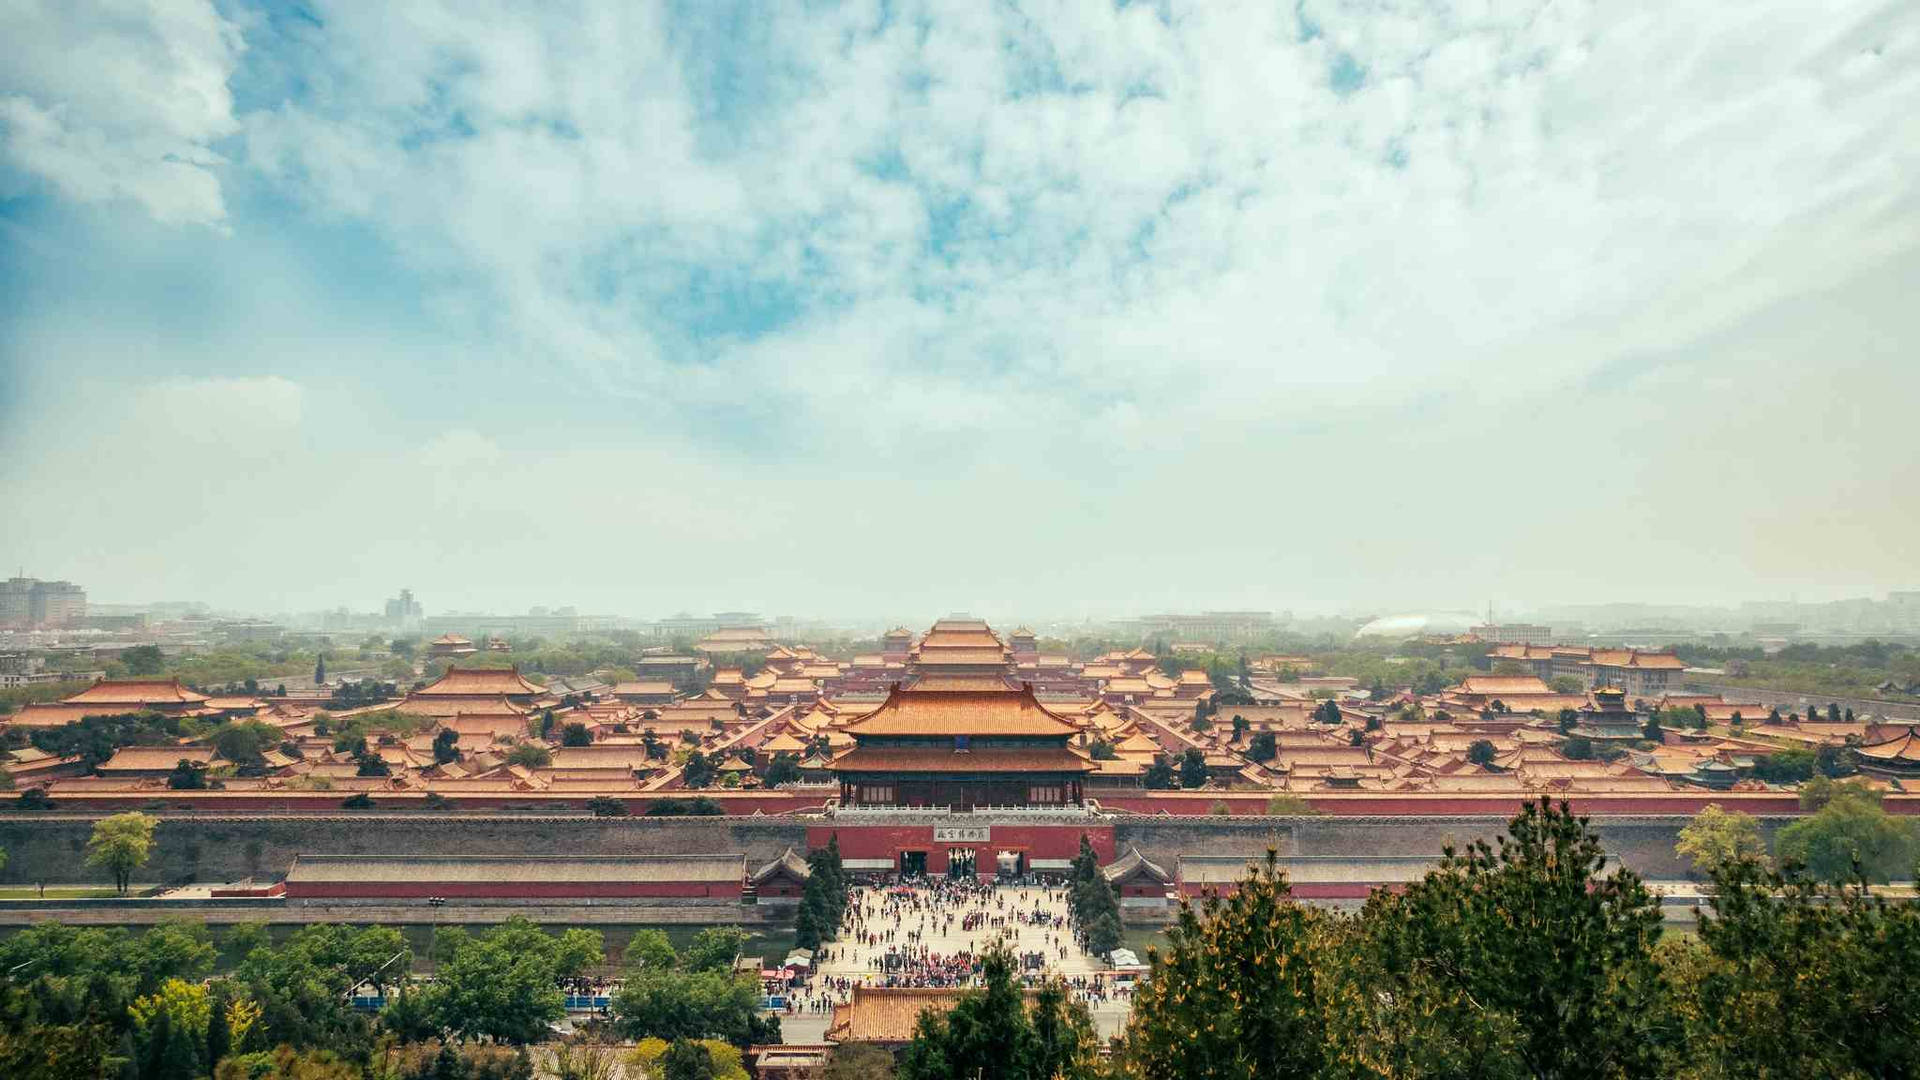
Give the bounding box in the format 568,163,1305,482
1353,613,1478,639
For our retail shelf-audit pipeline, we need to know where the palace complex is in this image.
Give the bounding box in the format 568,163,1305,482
2,618,1916,821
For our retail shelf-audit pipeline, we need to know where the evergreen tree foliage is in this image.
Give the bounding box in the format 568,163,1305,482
1066,835,1123,958
897,948,1095,1080
1118,852,1329,1080
1178,747,1208,788
1673,857,1920,1077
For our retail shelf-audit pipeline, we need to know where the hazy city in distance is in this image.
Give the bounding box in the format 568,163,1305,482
2,1,1918,1078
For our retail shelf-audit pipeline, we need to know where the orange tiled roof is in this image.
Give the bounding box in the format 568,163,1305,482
912,648,1013,667
613,681,678,695
828,986,972,1044
98,746,215,771
1456,675,1553,696
413,666,544,697
4,702,109,728
911,674,1017,692
1857,727,1920,763
64,678,211,706
845,684,1078,738
832,745,1093,774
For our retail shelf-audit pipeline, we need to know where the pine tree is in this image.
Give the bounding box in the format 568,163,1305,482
205,983,231,1068
315,653,327,686
794,892,825,951
141,1006,172,1080
432,1040,468,1080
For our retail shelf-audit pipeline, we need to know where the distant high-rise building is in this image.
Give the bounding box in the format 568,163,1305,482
31,581,87,626
0,577,30,627
1891,591,1920,631
1,575,86,628
384,588,423,629
1471,623,1553,645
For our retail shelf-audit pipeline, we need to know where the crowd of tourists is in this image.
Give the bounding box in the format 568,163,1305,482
781,876,1125,1017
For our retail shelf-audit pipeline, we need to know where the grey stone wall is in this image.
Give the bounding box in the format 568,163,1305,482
0,811,1791,888
1114,814,1798,880
0,815,807,888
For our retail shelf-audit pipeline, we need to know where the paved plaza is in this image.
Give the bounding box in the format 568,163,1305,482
777,881,1134,1041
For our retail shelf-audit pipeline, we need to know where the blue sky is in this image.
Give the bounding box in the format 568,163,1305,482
2,0,1917,620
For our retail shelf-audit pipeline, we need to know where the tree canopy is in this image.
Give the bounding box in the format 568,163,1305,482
86,811,158,894
897,948,1097,1080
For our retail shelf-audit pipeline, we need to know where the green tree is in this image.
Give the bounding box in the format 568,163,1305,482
1750,750,1815,783
662,1038,716,1080
314,654,326,686
1677,857,1920,1077
1117,853,1328,1080
612,969,776,1048
898,948,1094,1080
381,982,441,1045
1775,786,1917,883
682,751,717,788
1358,798,1669,1079
212,721,279,771
586,795,629,817
763,753,801,787
504,744,552,768
624,930,677,973
1467,739,1496,767
1142,760,1174,789
433,729,461,765
167,759,207,790
1245,732,1276,763
235,923,405,1056
1068,835,1123,959
793,893,827,952
86,811,157,894
561,722,593,747
1177,747,1208,788
121,645,165,676
1675,803,1768,878
425,919,580,1044
0,1023,121,1080
681,928,749,974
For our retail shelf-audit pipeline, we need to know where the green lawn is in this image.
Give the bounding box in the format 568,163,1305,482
0,887,129,899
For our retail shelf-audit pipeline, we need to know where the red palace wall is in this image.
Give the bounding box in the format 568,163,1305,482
284,881,741,900
33,788,1920,817
807,823,1115,877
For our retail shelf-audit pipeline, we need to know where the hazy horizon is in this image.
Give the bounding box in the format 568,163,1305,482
4,1,1917,618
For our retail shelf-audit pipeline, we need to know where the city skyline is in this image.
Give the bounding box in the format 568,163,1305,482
6,567,1918,634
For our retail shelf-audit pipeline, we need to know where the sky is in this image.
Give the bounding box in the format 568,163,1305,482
2,0,1917,622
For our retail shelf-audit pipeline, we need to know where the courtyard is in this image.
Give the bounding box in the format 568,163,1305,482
777,881,1134,1043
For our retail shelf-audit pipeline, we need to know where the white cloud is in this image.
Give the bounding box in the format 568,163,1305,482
228,0,1920,449
4,0,1919,614
135,375,304,439
0,0,243,225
